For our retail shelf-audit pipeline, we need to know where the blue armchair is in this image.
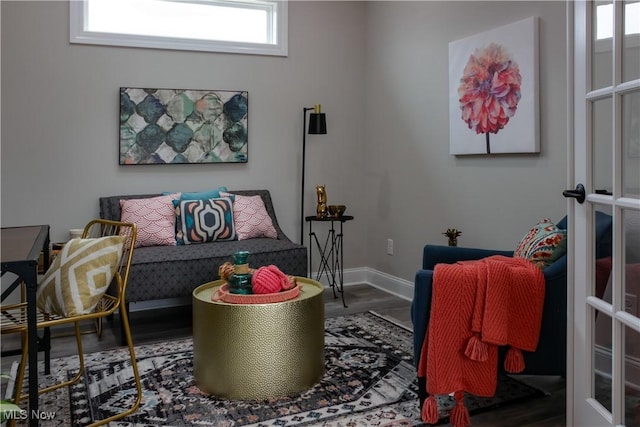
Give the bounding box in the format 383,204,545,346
411,212,613,401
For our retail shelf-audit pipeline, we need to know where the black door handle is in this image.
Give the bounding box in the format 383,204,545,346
563,183,586,204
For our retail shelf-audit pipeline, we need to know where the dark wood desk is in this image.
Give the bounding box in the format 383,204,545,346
1,225,50,427
305,215,353,308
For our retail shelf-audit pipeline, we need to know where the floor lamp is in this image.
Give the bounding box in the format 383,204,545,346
301,104,327,244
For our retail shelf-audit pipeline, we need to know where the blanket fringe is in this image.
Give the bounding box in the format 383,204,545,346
464,335,488,362
421,395,439,424
449,391,471,427
504,346,525,373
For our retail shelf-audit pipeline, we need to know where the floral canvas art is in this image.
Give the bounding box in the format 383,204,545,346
449,17,539,155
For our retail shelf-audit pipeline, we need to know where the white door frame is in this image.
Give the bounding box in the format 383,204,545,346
568,1,640,425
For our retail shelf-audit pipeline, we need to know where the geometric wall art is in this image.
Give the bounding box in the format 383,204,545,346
119,87,248,164
448,17,539,155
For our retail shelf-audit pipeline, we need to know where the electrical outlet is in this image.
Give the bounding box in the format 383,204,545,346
625,293,637,315
387,239,394,255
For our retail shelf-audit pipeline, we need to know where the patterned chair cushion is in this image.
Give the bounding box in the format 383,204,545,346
36,236,125,316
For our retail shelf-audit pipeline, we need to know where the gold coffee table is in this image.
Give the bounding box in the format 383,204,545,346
192,277,325,400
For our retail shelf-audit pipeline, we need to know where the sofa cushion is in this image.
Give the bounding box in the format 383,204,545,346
221,192,277,240
514,218,566,268
122,238,307,302
120,193,179,248
37,236,124,316
174,197,236,245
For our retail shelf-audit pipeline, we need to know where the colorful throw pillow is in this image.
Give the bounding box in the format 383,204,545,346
163,186,229,200
36,236,125,317
221,192,278,240
119,193,179,248
514,218,567,268
173,197,236,245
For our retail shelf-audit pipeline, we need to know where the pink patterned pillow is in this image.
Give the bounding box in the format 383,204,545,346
119,193,180,248
221,192,277,240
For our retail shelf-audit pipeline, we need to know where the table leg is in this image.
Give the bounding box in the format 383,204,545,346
24,263,39,426
42,237,50,375
308,221,313,279
336,221,347,307
328,223,337,299
307,220,347,308
311,229,334,286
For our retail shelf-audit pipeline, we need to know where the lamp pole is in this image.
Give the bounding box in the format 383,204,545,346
301,107,314,245
300,104,326,246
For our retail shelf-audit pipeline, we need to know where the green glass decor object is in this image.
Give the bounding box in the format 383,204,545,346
228,251,253,294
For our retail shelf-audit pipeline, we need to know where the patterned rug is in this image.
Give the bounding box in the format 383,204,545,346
10,311,544,426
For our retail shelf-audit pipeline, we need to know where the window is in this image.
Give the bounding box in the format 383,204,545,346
70,0,288,56
596,2,640,40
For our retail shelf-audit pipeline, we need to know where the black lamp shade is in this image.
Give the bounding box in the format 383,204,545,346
308,113,327,135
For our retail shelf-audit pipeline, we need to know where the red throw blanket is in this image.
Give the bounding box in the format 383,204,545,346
417,256,545,426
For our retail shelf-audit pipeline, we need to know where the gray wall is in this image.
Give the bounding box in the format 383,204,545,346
2,1,569,283
1,0,368,268
363,1,568,280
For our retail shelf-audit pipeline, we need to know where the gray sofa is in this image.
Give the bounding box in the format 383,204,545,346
99,189,308,306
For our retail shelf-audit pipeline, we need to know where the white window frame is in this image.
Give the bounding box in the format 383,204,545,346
70,0,288,57
594,1,640,53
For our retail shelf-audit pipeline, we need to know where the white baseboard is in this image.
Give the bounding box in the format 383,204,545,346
311,266,414,302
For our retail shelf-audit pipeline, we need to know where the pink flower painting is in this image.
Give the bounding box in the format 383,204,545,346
457,43,522,154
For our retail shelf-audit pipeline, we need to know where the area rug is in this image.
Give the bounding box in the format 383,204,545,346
10,311,544,426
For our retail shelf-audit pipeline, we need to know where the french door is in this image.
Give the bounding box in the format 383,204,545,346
570,1,640,426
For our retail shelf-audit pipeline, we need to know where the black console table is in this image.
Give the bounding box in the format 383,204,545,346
305,215,353,308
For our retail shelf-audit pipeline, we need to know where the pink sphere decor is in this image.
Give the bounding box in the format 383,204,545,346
252,265,291,294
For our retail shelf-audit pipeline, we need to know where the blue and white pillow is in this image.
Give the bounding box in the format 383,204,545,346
173,197,236,245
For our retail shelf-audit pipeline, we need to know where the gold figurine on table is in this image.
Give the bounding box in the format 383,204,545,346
316,185,328,218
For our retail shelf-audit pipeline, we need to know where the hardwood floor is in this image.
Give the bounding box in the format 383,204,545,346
1,284,566,426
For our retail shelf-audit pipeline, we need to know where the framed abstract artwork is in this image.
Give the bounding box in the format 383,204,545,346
119,87,248,164
448,17,539,155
